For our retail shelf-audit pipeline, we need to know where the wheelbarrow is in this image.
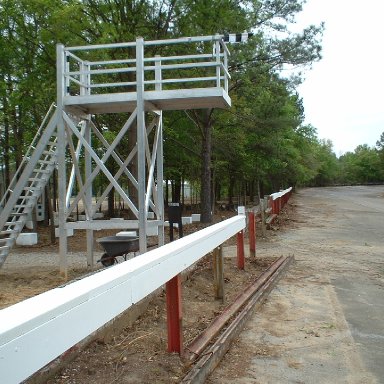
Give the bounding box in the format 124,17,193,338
97,236,139,267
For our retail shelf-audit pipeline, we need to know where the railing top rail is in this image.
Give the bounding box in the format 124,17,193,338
65,34,224,52
270,187,292,200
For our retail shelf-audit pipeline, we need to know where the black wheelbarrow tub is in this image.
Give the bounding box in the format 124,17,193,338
97,236,139,258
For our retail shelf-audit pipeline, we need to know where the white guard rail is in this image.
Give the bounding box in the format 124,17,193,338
270,187,292,200
0,215,245,384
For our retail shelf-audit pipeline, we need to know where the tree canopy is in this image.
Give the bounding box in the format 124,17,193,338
1,0,381,222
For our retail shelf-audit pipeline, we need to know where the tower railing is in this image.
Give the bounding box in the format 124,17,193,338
63,35,230,97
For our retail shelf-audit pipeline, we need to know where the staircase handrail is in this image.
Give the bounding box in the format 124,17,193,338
0,103,57,208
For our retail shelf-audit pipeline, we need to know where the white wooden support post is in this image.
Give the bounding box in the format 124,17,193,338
85,120,94,267
155,56,165,246
223,43,228,92
136,37,147,253
215,35,221,88
82,61,94,267
56,43,68,279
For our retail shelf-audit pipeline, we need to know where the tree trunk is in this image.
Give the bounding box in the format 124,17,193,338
200,110,213,223
1,93,11,190
108,188,115,217
228,174,235,208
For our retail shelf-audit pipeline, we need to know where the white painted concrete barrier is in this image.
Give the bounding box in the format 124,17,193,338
16,233,38,246
191,213,201,222
0,215,245,384
182,216,192,225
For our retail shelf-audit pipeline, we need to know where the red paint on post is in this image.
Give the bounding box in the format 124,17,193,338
249,212,256,258
237,230,245,270
272,199,277,214
166,274,183,353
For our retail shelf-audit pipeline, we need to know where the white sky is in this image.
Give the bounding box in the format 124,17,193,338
292,0,384,156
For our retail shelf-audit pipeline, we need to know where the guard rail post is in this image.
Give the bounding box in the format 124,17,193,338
271,197,277,215
213,245,224,302
237,206,245,270
249,210,256,258
166,275,183,353
166,203,183,353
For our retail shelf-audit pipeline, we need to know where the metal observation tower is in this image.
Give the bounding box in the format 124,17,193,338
0,34,231,276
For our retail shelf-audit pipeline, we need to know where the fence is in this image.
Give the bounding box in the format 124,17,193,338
0,215,244,384
0,187,293,383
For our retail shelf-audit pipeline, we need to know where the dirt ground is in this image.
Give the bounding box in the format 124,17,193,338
0,207,293,383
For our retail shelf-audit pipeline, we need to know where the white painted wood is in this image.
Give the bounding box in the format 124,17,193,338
270,187,292,201
66,219,161,230
0,216,244,383
136,37,147,254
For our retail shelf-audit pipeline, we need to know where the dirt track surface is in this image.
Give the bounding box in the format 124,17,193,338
209,186,384,384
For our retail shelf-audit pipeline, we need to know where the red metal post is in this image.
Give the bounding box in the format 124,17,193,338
249,212,256,258
166,274,183,353
237,230,245,270
272,198,277,214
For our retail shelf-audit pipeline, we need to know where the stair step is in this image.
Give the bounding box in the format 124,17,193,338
19,194,37,200
43,150,55,156
38,159,55,165
0,245,10,253
5,221,23,226
48,141,58,146
14,204,33,208
10,212,29,216
18,194,38,200
33,168,51,174
24,186,43,191
0,237,14,245
1,230,18,235
28,177,46,182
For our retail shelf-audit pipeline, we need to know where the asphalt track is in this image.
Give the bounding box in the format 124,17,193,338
209,186,384,384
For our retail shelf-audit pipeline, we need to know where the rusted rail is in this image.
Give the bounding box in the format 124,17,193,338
181,254,294,383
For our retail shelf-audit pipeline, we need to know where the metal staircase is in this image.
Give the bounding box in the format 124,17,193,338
0,104,59,267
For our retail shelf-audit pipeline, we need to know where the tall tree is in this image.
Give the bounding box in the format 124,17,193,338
173,0,324,221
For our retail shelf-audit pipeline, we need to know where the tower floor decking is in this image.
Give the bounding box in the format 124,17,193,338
64,87,231,114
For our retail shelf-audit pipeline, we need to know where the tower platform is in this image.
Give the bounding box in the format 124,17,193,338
62,35,231,116
64,87,231,115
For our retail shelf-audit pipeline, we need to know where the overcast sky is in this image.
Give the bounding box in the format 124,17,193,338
292,0,384,156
